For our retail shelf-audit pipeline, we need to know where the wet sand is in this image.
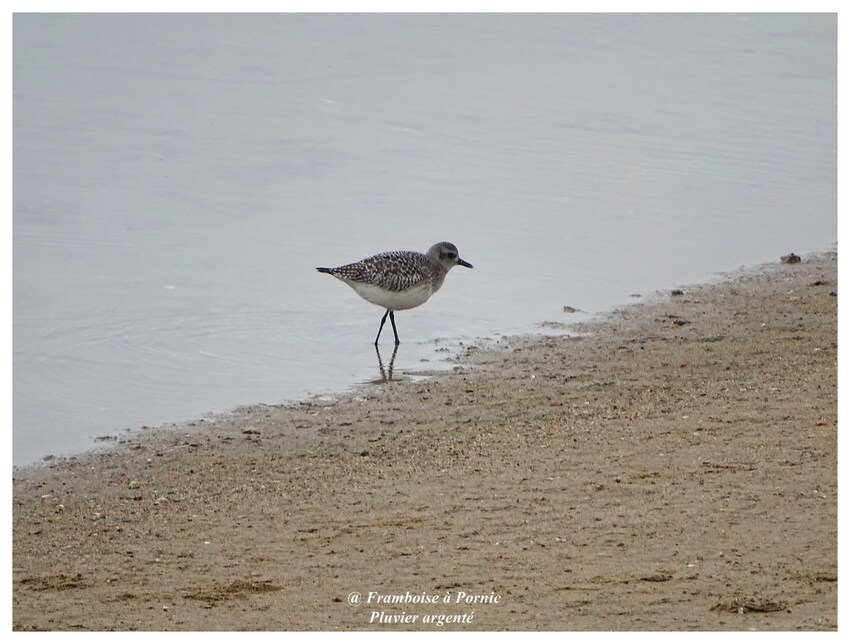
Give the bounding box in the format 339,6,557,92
12,252,837,631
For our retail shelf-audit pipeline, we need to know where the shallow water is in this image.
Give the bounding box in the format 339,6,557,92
13,14,836,464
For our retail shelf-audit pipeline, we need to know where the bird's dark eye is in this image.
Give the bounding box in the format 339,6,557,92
447,252,456,259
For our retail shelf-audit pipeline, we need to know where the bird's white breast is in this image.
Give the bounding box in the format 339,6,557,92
345,279,433,311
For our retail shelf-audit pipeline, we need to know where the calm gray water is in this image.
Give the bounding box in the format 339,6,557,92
13,14,836,464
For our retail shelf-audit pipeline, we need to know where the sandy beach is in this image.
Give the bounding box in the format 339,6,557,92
12,252,837,631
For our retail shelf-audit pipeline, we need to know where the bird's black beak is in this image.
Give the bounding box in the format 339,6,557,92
458,258,473,269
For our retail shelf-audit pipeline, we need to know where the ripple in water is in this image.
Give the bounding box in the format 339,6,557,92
13,306,340,463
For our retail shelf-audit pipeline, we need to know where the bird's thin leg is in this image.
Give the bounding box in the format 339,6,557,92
375,309,390,346
389,310,400,345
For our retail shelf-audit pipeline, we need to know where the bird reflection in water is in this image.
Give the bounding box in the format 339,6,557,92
373,344,399,383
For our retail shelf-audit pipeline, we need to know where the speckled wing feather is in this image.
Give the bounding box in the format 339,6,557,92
326,251,434,292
